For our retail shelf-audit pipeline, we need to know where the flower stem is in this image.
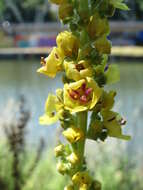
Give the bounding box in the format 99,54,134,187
77,111,87,169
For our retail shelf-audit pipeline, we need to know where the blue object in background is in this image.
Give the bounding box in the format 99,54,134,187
38,37,56,47
136,31,143,45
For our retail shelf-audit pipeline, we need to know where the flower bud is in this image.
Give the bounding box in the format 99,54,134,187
94,36,111,54
78,0,89,20
64,185,74,190
57,162,68,175
54,144,64,157
79,184,88,190
63,126,84,143
93,180,102,190
59,3,73,20
72,171,92,186
50,0,67,5
87,13,110,39
56,31,79,57
67,152,79,165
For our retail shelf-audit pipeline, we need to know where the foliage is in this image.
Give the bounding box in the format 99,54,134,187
0,97,45,190
0,140,142,190
0,0,53,23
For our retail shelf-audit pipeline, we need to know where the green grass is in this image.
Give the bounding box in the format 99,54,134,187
0,140,143,190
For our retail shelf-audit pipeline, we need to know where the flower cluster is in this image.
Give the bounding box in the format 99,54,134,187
38,0,130,189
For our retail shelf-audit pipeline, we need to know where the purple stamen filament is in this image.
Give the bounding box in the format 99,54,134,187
68,82,93,103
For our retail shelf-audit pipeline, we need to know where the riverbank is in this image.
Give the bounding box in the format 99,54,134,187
0,46,143,60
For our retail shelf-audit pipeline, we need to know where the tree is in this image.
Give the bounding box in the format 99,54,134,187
1,0,53,23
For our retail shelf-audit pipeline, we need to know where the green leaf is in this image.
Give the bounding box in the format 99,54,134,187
114,2,130,10
110,0,129,10
105,64,120,84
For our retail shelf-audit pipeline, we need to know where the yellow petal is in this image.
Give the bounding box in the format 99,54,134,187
86,77,103,109
39,114,58,125
39,94,60,126
37,47,64,78
101,110,131,140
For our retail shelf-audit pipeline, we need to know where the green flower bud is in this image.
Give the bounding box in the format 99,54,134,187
49,0,67,5
87,12,110,39
64,185,74,190
99,0,115,17
57,162,68,175
59,3,73,20
54,144,64,157
67,152,80,165
93,180,102,190
94,36,111,55
106,3,115,17
78,0,90,20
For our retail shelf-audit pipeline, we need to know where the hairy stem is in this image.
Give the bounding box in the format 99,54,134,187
77,111,87,169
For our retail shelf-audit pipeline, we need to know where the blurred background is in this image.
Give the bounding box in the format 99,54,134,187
0,0,143,190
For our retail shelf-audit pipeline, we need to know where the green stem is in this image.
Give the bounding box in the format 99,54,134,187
77,111,87,168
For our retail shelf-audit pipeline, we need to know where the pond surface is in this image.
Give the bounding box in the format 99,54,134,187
0,60,143,154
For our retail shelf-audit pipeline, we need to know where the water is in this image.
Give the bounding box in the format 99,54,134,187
0,60,143,154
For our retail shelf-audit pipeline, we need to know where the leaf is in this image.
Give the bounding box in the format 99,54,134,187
105,64,120,84
114,2,130,10
110,0,130,10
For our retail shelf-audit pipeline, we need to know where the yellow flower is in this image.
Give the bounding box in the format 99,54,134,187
63,126,84,143
64,78,102,113
87,12,110,39
37,47,64,78
56,31,79,57
67,152,79,165
94,36,111,54
64,60,93,81
72,171,92,186
101,110,131,140
39,90,63,125
50,0,67,5
59,3,73,20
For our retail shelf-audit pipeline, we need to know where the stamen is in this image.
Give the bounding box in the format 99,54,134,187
85,88,93,96
68,90,79,100
81,82,86,91
41,57,46,65
80,95,88,103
